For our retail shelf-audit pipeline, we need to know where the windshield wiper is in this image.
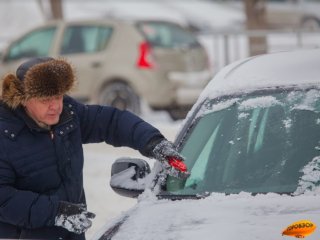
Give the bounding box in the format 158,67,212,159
157,192,210,200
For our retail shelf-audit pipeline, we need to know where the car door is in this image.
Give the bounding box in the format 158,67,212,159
58,23,113,102
136,21,210,84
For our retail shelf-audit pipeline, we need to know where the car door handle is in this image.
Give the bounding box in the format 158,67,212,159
91,61,101,68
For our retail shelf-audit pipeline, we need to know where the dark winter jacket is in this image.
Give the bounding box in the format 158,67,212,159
0,96,163,239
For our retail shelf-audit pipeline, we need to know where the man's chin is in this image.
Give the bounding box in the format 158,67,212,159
45,117,60,126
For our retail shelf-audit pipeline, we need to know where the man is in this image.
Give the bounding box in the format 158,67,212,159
0,57,185,239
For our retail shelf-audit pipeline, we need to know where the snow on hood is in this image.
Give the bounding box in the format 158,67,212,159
105,191,320,240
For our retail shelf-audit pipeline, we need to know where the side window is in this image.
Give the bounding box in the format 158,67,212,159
60,25,112,55
4,27,56,62
137,22,199,48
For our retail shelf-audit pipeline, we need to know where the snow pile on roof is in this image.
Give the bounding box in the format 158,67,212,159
198,49,320,103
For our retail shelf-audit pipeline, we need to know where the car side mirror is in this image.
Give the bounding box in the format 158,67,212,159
110,157,151,198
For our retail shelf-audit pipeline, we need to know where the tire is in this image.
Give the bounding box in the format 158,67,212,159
99,82,141,115
301,17,320,31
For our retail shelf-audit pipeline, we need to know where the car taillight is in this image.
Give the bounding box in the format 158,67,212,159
137,41,154,69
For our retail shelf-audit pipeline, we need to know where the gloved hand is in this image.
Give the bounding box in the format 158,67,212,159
54,201,96,234
152,139,184,162
152,139,190,179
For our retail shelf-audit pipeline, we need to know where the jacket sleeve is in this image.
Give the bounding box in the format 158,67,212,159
0,156,59,229
70,97,164,153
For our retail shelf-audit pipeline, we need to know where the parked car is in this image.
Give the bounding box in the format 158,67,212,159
265,0,320,30
229,0,320,30
93,49,320,240
0,19,211,120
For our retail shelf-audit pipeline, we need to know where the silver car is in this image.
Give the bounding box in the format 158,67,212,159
0,19,212,120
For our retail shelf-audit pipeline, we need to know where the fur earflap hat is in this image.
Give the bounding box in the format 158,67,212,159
1,57,75,109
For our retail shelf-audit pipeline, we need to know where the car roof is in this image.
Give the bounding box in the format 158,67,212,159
197,49,320,104
44,18,185,27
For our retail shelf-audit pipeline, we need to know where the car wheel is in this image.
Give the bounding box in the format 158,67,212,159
99,82,141,114
301,17,320,31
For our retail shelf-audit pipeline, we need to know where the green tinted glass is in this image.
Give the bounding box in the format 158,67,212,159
166,89,320,195
61,25,112,54
6,27,56,61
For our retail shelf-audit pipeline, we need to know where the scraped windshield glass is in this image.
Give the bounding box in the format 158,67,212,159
166,89,320,195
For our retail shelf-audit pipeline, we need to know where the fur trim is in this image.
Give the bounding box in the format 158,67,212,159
1,58,75,109
2,74,25,109
23,59,75,99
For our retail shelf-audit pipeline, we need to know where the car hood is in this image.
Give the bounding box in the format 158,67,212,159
94,190,320,240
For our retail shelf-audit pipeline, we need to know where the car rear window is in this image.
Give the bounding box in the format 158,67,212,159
60,25,113,54
136,21,200,48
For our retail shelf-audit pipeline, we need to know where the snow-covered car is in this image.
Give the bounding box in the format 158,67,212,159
93,49,320,240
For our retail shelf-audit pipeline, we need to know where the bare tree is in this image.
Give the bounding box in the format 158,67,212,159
244,0,268,56
49,0,63,19
37,0,63,20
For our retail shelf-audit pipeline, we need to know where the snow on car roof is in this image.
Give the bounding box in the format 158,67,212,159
179,48,320,132
198,49,320,104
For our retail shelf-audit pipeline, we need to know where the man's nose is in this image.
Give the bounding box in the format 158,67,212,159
48,99,61,110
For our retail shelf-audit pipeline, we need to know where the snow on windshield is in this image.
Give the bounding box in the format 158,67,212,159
295,156,320,195
239,96,281,110
291,89,320,112
193,89,320,124
196,96,281,119
196,98,239,118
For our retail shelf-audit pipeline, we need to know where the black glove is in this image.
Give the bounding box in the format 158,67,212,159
152,139,185,162
151,139,190,179
54,201,96,234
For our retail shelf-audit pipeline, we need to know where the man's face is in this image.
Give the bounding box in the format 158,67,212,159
24,95,64,126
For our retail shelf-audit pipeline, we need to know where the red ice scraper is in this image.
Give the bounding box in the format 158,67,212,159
165,156,190,180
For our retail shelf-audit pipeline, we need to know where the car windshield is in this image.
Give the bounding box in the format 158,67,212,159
166,88,320,195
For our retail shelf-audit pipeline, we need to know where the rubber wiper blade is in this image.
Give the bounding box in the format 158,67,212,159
157,192,210,200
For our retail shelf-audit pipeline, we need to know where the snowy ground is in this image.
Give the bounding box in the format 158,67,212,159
83,108,182,239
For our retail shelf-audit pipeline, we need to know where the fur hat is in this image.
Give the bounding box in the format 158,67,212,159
1,57,75,109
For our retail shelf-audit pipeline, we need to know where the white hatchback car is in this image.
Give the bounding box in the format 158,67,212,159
94,49,320,240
